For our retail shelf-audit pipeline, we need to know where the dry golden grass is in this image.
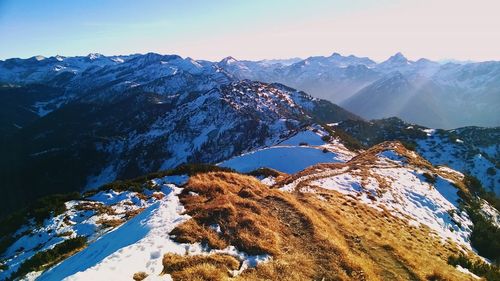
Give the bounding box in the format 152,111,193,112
275,141,470,200
292,190,476,281
162,253,240,280
170,219,228,250
167,173,369,280
123,207,145,220
172,172,280,256
75,201,116,216
266,142,477,280
160,162,479,281
425,271,453,281
151,192,165,200
133,271,149,281
158,142,481,280
170,263,229,281
96,218,124,228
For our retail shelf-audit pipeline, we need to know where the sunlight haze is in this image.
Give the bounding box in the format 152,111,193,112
0,0,499,61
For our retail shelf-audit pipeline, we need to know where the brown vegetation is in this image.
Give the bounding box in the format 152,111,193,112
75,201,116,216
171,172,280,255
274,141,469,198
162,253,240,280
123,208,145,220
162,164,477,281
133,271,149,281
426,271,453,281
96,218,124,228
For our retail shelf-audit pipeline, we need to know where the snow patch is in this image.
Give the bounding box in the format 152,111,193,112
279,130,325,146
219,146,343,174
456,265,480,279
85,165,117,190
35,181,269,280
306,164,473,249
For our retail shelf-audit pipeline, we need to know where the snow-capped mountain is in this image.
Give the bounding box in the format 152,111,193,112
217,53,380,104
0,53,123,86
216,52,500,129
342,59,500,128
1,52,498,217
0,53,498,281
0,54,359,217
3,52,498,129
376,52,412,70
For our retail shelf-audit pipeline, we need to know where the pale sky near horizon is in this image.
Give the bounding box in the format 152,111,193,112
0,0,499,61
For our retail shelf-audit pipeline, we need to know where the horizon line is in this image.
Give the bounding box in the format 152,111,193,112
0,51,492,64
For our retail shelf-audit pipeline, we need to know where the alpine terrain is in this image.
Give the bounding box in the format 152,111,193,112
0,53,499,281
218,52,500,129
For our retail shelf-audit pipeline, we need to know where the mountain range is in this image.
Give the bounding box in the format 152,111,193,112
0,52,499,281
0,53,497,213
217,52,500,129
0,53,360,216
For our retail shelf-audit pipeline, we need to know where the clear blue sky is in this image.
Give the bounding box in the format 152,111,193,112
1,0,499,61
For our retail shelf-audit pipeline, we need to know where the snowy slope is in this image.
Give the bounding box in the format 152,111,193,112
1,189,163,279
335,118,500,195
1,176,270,281
277,142,486,250
308,167,472,248
0,75,358,217
219,146,341,174
219,127,355,174
416,129,500,194
1,141,498,280
38,183,267,281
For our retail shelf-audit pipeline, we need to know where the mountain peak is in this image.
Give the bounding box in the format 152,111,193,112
416,58,431,63
132,52,180,64
33,55,46,61
379,52,410,67
87,53,104,60
388,52,408,62
220,56,238,64
394,51,405,57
